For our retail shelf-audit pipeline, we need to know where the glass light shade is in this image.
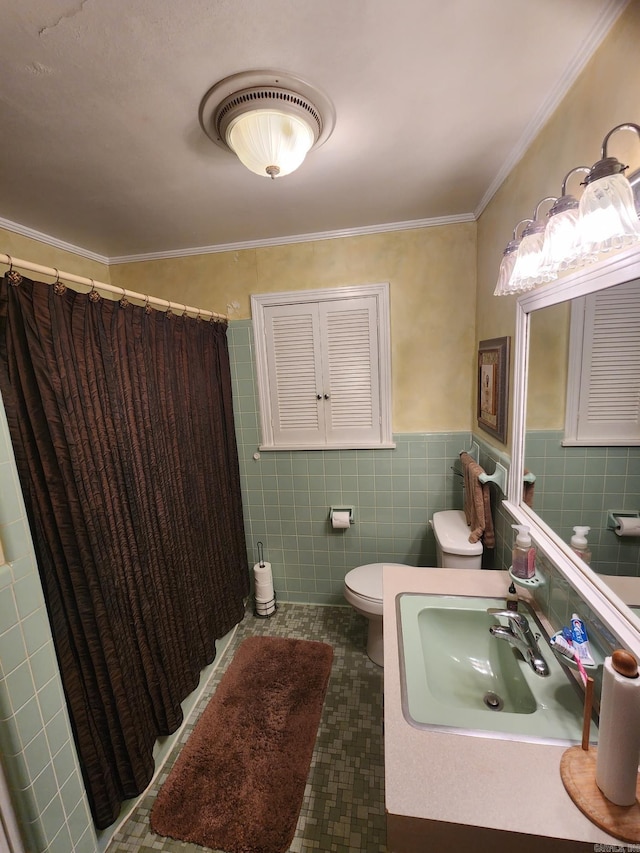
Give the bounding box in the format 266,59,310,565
631,169,640,216
227,109,315,178
539,205,582,277
509,226,547,293
493,242,519,295
577,171,640,258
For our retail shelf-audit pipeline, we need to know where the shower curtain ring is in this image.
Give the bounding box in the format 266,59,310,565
144,294,152,314
119,286,129,309
166,300,173,317
53,268,66,295
182,303,188,317
6,255,23,286
88,279,100,302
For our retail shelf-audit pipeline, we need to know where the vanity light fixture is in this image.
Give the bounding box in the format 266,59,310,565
538,167,591,278
493,220,531,296
508,198,557,293
198,70,336,179
494,121,640,297
578,122,640,258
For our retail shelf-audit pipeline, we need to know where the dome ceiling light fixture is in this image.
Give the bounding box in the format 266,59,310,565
199,70,336,180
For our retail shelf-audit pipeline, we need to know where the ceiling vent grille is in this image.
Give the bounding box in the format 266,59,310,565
215,89,323,136
199,70,335,153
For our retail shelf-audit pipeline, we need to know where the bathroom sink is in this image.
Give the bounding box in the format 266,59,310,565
416,606,537,714
397,593,598,745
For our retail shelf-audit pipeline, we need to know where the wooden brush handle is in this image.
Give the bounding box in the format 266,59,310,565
582,676,594,751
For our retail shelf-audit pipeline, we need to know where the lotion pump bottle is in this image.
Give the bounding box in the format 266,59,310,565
571,526,592,565
511,524,536,579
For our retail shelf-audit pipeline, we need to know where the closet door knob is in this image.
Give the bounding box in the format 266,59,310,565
324,394,330,400
316,394,322,400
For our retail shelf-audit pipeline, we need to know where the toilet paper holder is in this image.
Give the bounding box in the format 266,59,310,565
329,506,354,526
607,510,640,530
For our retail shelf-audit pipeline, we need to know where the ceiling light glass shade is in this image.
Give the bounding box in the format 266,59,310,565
509,222,548,293
577,170,640,258
227,109,316,179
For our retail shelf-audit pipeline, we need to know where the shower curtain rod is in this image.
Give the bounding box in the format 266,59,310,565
0,253,228,321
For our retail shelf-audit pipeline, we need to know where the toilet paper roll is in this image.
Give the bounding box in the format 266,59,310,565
255,580,274,600
615,516,640,537
331,510,351,529
253,561,273,580
253,561,274,602
255,598,276,616
595,652,640,805
255,587,276,605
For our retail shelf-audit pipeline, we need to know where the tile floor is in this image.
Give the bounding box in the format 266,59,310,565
106,604,386,853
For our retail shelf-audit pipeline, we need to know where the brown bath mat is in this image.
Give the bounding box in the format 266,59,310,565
150,635,334,853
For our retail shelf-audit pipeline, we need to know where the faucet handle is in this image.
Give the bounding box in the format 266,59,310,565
488,609,529,630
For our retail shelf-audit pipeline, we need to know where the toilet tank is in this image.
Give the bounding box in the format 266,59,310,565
430,510,483,569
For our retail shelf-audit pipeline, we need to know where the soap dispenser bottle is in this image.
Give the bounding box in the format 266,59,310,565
571,526,592,565
512,524,536,580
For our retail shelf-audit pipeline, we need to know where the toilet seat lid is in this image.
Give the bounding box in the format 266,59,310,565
344,562,407,601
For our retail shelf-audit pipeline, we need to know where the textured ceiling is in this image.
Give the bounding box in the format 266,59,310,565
0,0,628,260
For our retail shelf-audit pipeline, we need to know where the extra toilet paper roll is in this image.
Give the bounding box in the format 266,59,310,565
595,652,640,805
255,598,276,616
253,562,272,581
253,561,274,603
615,516,640,537
331,510,351,529
255,581,273,599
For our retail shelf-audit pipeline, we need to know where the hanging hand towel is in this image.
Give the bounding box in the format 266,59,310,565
523,471,535,508
460,452,495,548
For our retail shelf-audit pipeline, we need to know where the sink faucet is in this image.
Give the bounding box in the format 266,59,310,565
488,610,550,677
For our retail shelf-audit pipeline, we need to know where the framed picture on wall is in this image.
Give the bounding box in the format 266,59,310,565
477,336,510,443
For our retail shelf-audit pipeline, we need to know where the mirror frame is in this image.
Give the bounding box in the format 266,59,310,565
504,243,640,657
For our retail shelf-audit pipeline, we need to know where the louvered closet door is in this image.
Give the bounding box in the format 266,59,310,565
319,296,381,446
577,278,640,442
264,303,326,446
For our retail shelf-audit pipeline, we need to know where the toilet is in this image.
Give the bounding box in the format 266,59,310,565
343,510,482,666
430,509,483,569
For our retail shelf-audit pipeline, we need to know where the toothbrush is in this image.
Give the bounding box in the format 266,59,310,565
562,627,588,685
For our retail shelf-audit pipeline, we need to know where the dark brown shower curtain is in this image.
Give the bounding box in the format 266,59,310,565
0,273,249,828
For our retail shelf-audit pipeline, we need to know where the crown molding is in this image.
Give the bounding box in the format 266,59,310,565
0,215,109,266
108,214,476,265
1,212,476,267
474,0,630,220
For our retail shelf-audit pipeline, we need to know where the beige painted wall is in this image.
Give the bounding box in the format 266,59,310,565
476,1,640,445
4,2,640,440
0,226,110,283
110,223,478,433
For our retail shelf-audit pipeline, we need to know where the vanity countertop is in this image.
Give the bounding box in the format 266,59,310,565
383,566,623,852
605,574,640,609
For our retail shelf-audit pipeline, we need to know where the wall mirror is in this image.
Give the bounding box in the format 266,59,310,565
506,244,640,654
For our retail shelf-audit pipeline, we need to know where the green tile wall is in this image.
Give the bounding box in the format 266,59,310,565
0,391,97,853
525,430,640,576
229,321,506,604
0,321,632,851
